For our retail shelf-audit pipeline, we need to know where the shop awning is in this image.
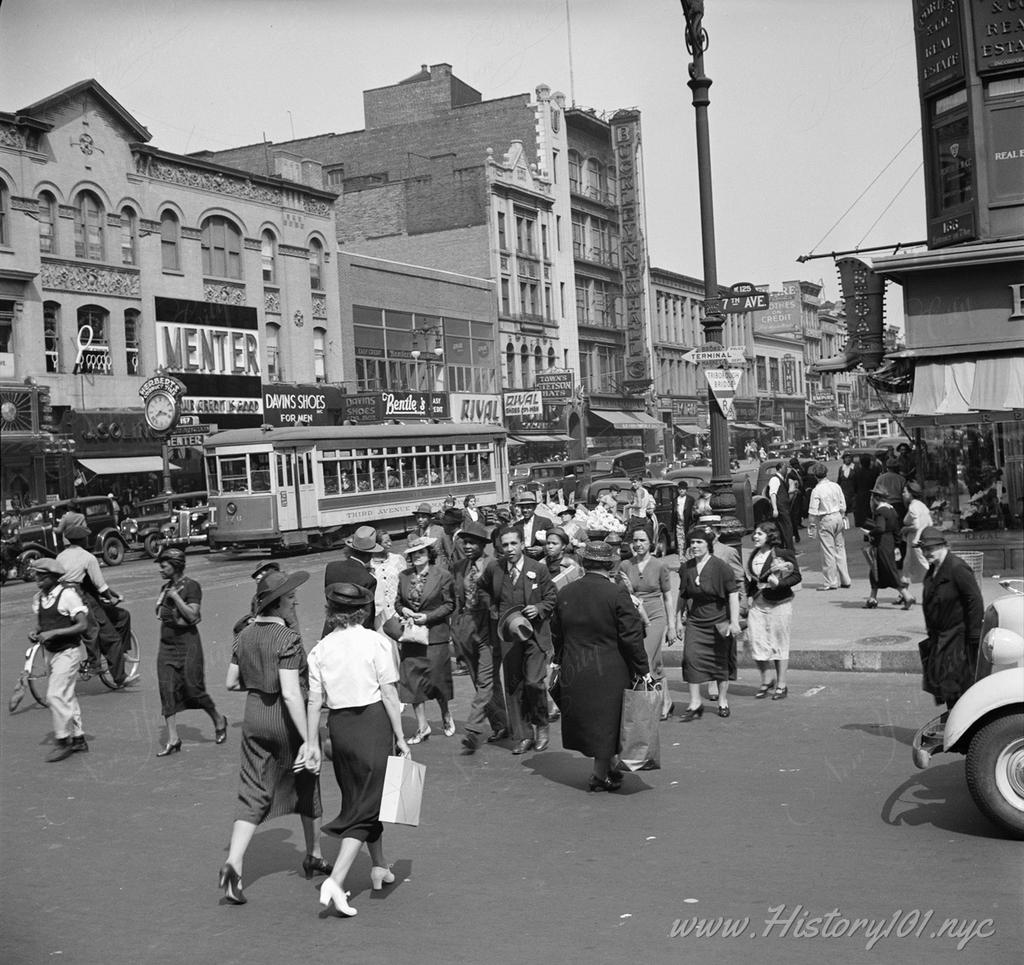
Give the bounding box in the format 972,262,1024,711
758,420,783,431
509,433,573,444
731,422,762,431
907,356,1024,426
590,409,664,431
77,456,179,476
673,423,706,435
808,414,850,431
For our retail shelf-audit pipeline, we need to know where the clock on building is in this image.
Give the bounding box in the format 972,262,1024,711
144,390,178,432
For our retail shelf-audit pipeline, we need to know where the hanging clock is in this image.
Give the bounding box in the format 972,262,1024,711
144,389,178,432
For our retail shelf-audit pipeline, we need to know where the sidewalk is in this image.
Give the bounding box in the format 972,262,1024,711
660,528,1018,674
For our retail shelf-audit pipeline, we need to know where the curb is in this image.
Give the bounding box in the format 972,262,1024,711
661,648,921,674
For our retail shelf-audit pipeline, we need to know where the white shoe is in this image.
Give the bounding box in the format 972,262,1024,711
370,865,395,890
319,879,356,917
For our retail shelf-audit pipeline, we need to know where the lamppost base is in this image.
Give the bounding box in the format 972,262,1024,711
708,475,743,545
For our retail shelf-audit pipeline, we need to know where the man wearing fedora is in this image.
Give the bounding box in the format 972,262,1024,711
451,520,507,752
486,526,558,754
410,503,444,544
323,527,379,631
437,504,467,571
512,490,549,559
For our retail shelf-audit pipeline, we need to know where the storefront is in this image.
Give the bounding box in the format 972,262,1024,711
586,406,663,453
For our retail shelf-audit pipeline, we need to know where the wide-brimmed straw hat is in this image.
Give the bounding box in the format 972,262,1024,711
253,570,309,614
497,604,535,644
580,540,617,563
404,535,437,556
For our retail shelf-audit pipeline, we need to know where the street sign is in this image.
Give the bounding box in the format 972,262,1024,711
170,423,212,437
704,368,744,420
682,343,747,366
723,292,770,312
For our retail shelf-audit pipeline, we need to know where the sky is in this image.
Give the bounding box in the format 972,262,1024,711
0,0,925,326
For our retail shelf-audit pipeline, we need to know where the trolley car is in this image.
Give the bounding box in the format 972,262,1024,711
202,423,509,552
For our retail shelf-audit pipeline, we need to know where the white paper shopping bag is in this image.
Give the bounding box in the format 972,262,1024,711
379,756,426,826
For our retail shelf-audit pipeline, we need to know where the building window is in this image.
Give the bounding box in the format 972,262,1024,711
38,192,57,253
266,322,281,381
515,211,535,256
120,207,138,265
309,238,324,290
43,302,61,373
544,285,553,320
124,309,140,375
313,326,326,382
541,223,549,260
0,305,13,354
497,211,507,250
519,280,539,317
77,305,111,375
160,210,180,270
571,215,585,258
500,278,511,316
261,230,277,284
520,344,531,387
568,150,581,193
74,190,105,261
0,181,8,246
585,158,601,200
201,216,242,279
547,347,556,369
769,357,780,392
506,342,517,388
605,165,618,204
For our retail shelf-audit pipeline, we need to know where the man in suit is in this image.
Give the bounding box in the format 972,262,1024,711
764,463,795,552
513,490,549,558
486,525,557,754
675,480,695,551
450,520,506,753
323,526,378,631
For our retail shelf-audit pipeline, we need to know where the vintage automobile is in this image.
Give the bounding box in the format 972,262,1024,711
125,490,208,558
912,579,1024,839
158,503,213,554
16,496,131,578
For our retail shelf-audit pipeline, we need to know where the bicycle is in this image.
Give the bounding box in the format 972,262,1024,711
8,630,141,712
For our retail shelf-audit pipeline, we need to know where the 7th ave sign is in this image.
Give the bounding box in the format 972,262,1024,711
723,282,770,313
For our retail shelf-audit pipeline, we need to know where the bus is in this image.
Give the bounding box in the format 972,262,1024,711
202,423,509,553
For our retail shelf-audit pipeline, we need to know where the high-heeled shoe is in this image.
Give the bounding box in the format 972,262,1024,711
771,686,789,701
156,739,182,757
302,854,333,878
901,595,916,610
215,716,228,744
218,862,246,904
319,878,356,917
863,598,878,609
678,705,704,722
587,774,621,792
370,865,395,890
442,713,455,737
717,705,731,718
754,680,776,699
407,726,431,745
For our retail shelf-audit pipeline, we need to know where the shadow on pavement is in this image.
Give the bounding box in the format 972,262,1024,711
842,721,918,747
880,761,1010,840
523,750,654,795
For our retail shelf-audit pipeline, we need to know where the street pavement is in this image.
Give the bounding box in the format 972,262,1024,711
1,546,1021,965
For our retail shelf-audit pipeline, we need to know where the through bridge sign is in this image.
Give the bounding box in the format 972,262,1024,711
723,282,769,313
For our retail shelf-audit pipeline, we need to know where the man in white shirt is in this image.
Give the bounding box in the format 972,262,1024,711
807,462,852,590
627,477,656,541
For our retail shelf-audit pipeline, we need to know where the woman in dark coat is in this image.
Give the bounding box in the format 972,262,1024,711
677,525,741,720
218,569,325,905
862,487,914,609
395,535,456,743
154,547,227,755
551,540,649,791
917,527,984,709
853,454,880,527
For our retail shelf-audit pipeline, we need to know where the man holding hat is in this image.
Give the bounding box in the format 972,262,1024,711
56,524,132,686
512,490,548,558
323,527,379,631
486,525,558,754
916,527,984,709
30,558,91,761
451,519,507,752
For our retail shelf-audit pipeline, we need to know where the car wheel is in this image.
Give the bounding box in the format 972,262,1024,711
18,549,42,582
143,532,162,558
965,714,1024,840
102,537,125,566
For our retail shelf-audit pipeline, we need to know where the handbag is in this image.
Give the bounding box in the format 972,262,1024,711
398,618,429,645
618,678,661,771
381,615,404,640
379,755,426,826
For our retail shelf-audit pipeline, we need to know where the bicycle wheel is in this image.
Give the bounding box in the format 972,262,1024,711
26,644,51,707
99,630,141,690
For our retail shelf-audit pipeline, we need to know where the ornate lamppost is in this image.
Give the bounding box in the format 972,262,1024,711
680,0,740,536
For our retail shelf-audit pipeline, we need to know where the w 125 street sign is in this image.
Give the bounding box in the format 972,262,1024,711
723,282,770,313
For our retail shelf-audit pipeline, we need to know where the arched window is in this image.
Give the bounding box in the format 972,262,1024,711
567,151,582,193
266,322,281,381
534,345,543,379
547,346,556,369
313,327,326,383
505,342,516,389
0,180,8,246
76,305,111,375
120,206,138,265
160,210,180,270
309,238,324,290
38,192,58,253
74,190,105,260
201,215,242,279
43,302,61,373
520,344,531,388
261,230,277,285
124,309,141,375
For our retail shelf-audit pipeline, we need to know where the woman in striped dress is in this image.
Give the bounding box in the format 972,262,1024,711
217,570,326,905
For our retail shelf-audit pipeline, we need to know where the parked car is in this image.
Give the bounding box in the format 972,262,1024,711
158,503,213,554
125,490,208,558
912,579,1024,839
15,496,131,578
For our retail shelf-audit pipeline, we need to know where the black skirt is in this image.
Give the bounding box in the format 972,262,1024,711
322,702,393,842
682,622,737,683
399,641,453,703
157,626,216,717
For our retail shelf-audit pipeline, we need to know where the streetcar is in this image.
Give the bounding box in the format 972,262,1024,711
201,423,509,552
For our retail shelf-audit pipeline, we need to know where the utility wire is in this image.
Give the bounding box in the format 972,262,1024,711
808,128,921,256
856,161,924,248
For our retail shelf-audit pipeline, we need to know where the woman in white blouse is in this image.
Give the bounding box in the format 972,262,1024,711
900,481,934,604
303,583,410,917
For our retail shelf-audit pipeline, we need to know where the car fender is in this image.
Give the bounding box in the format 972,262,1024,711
944,668,1024,752
95,525,129,547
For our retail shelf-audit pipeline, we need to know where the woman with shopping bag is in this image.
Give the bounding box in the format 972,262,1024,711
303,584,411,918
550,541,649,792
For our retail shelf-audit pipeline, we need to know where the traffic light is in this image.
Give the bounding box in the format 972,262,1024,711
808,256,887,375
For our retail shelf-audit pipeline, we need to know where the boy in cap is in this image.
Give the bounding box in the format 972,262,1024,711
30,559,91,761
